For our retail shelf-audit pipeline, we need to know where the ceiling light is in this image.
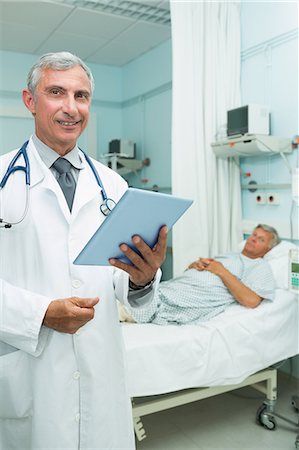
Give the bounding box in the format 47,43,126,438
55,0,171,25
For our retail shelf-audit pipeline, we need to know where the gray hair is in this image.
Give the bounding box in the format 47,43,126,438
27,52,95,97
255,224,281,249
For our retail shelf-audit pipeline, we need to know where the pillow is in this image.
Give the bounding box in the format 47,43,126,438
239,239,298,290
263,241,298,290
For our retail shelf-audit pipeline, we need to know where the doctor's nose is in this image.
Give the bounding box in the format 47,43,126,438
62,95,78,116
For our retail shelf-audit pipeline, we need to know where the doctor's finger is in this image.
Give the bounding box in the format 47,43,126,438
71,304,97,322
108,256,140,282
109,247,153,284
133,226,168,265
131,237,159,268
152,225,168,254
71,297,99,308
117,243,149,271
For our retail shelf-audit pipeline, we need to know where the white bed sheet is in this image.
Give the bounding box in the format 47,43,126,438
122,289,298,397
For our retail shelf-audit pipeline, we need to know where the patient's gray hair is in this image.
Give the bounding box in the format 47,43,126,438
27,52,95,97
255,224,281,249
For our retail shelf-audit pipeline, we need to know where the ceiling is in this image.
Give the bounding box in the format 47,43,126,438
0,0,171,66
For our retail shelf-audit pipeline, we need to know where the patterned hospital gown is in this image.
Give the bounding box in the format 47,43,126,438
129,253,275,325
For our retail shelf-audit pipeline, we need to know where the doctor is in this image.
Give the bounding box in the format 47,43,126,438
0,52,167,449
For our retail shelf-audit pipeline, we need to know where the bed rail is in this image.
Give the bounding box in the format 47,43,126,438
132,368,277,441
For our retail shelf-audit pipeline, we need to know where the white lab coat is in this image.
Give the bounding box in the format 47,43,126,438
0,138,158,449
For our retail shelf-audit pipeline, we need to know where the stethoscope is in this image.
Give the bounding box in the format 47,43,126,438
0,141,116,228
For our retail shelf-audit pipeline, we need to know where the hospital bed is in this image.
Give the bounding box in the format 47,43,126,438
120,241,299,442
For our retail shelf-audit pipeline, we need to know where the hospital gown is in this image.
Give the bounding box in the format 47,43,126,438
129,253,275,325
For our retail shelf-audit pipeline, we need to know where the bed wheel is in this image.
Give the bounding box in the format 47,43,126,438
256,403,277,430
133,416,147,442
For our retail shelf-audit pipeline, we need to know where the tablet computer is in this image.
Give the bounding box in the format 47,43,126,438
73,188,193,266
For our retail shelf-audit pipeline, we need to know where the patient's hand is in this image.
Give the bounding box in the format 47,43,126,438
204,259,226,277
188,258,213,271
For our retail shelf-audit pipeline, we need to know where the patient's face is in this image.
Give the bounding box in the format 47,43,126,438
243,228,273,259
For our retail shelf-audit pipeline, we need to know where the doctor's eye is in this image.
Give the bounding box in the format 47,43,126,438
76,91,90,101
47,88,63,97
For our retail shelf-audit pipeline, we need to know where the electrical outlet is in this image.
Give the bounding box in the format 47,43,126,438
255,193,266,204
267,193,280,205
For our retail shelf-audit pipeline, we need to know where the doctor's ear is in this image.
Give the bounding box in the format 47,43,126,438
22,89,36,115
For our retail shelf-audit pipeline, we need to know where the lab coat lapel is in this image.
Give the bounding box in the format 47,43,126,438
71,156,102,218
26,140,103,222
26,139,46,188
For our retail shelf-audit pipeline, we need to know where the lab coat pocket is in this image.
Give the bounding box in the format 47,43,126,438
0,350,32,419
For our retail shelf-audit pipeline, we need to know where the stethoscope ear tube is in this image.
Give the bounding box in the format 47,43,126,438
79,148,116,216
0,141,30,189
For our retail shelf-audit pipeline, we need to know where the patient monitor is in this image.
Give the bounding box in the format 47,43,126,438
289,249,299,293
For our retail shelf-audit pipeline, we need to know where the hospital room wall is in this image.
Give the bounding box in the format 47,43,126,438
120,40,173,280
0,50,124,157
240,1,299,241
0,42,172,182
121,39,172,191
240,1,299,379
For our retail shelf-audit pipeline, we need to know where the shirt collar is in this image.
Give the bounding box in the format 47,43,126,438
32,134,84,170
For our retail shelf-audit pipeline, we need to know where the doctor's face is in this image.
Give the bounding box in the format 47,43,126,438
242,227,273,259
22,65,92,156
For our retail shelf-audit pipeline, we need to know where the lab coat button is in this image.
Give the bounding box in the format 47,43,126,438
73,371,80,380
75,413,80,422
72,279,81,288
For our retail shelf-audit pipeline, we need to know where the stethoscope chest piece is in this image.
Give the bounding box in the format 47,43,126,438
100,198,116,216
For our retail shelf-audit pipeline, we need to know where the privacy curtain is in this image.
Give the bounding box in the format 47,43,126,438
170,0,243,276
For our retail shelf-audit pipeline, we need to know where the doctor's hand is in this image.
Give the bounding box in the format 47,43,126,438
109,225,168,287
43,297,99,334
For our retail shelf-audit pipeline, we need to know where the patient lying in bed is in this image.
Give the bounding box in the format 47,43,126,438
121,224,279,325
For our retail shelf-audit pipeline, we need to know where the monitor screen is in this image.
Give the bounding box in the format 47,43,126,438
291,262,299,274
227,106,248,136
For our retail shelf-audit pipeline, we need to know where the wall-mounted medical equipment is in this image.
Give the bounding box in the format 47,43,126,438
103,138,151,176
289,249,299,293
100,153,150,177
227,104,270,137
109,139,136,159
211,134,291,158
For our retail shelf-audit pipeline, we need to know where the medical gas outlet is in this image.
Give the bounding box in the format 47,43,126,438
255,193,280,205
255,193,266,204
267,193,280,205
255,193,267,205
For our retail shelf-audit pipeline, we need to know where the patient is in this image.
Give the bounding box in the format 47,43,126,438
122,224,280,325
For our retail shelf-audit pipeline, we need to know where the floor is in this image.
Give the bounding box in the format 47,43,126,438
135,371,299,450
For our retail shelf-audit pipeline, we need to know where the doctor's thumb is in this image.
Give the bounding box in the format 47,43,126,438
74,297,100,308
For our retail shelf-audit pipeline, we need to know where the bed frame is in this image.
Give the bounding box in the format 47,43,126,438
132,367,277,441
